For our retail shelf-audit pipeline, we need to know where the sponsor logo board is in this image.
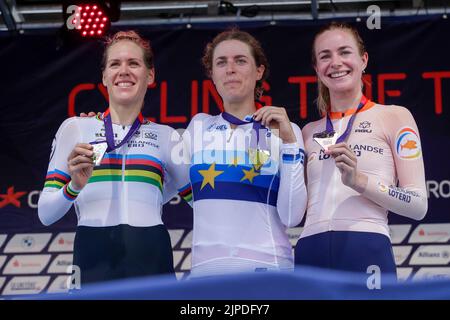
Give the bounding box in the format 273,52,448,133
47,275,71,293
168,229,185,248
180,230,193,249
287,227,303,246
389,224,412,244
173,250,185,269
2,276,50,295
393,246,413,265
396,268,413,282
4,233,52,253
413,267,450,281
3,254,51,274
48,233,75,252
409,224,450,243
47,254,73,274
409,245,450,265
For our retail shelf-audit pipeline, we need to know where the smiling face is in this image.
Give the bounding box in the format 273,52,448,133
102,40,154,109
211,39,265,105
314,29,368,96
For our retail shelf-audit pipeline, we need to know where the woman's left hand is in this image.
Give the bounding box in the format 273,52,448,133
252,106,297,143
326,143,368,193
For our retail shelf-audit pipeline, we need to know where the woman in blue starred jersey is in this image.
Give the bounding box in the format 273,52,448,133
181,28,307,278
79,28,308,279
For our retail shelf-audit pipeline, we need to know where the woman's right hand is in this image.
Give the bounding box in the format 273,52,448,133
67,143,94,190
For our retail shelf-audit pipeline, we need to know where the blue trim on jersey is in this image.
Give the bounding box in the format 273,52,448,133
53,169,71,179
103,153,122,159
282,153,300,163
178,183,192,192
191,180,278,206
62,192,74,201
189,160,280,205
282,148,305,164
190,163,280,190
190,149,280,205
125,154,164,166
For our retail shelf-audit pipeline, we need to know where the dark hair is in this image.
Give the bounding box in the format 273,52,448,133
312,22,366,115
101,30,154,71
202,28,270,100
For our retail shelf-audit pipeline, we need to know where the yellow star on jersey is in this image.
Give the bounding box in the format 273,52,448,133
198,163,224,190
240,167,260,183
228,155,242,167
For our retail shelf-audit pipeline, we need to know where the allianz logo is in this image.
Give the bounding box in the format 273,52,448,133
419,251,450,258
56,260,72,266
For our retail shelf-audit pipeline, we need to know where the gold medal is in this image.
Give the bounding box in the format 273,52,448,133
248,148,270,171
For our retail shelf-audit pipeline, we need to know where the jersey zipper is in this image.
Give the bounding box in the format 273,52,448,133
121,130,127,224
330,117,344,231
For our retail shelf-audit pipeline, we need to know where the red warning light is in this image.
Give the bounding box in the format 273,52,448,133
65,2,119,38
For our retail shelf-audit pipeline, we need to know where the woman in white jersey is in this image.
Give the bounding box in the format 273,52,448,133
294,22,427,281
38,31,186,285
181,29,307,277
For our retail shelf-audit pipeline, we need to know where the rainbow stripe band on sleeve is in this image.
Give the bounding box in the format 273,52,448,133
178,183,193,203
44,169,71,189
63,182,80,201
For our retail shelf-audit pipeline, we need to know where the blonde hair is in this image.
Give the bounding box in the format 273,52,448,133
101,30,154,71
312,22,366,115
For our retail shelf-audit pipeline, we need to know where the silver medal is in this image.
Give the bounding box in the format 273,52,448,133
313,131,337,151
91,142,108,166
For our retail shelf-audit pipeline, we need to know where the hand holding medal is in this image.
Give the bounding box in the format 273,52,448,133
252,106,297,144
326,142,366,192
250,106,297,170
67,143,95,190
222,111,272,170
312,96,370,193
222,106,295,171
313,130,337,151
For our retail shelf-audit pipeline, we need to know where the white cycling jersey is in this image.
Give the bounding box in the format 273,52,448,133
301,101,427,240
38,114,186,227
182,112,307,277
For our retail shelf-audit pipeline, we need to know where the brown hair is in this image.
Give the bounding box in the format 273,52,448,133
312,22,366,115
202,28,270,100
101,30,154,71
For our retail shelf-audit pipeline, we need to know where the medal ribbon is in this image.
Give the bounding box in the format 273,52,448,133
221,108,268,150
325,95,369,144
102,108,145,152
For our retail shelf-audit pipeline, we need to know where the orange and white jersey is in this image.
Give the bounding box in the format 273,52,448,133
301,102,427,239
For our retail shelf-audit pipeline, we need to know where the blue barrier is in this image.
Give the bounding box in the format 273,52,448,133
34,267,450,300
